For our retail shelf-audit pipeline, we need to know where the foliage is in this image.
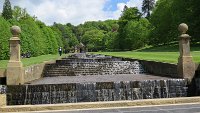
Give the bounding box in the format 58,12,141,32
19,17,45,56
0,4,66,60
51,26,63,49
2,0,200,60
76,20,119,51
81,29,105,51
123,18,151,50
12,6,30,20
142,0,155,18
149,0,193,45
104,31,119,51
2,0,12,20
117,6,149,50
0,17,11,60
53,23,78,51
148,0,174,45
36,20,59,54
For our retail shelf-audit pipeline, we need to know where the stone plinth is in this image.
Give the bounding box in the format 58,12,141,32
6,26,24,85
0,94,6,107
177,23,195,81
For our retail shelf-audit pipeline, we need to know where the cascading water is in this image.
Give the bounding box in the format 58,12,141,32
6,79,187,105
4,53,189,105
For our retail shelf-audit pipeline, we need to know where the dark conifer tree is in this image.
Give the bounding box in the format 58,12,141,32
142,0,155,18
2,0,12,20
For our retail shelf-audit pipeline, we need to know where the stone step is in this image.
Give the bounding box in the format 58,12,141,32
42,55,146,77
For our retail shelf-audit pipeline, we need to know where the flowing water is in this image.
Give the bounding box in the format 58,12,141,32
5,79,187,105
2,54,189,105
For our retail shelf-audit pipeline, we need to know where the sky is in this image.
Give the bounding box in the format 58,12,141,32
0,0,144,25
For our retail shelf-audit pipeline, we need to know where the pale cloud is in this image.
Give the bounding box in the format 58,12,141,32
0,0,144,25
110,0,143,19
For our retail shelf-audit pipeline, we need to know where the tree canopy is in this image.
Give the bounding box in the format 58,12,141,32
1,0,200,60
142,0,155,18
2,0,12,20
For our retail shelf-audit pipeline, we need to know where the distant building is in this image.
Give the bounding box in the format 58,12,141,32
74,42,86,53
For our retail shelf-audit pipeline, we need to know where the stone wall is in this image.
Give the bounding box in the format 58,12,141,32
0,62,51,85
0,69,6,85
141,60,178,78
24,62,48,83
0,69,6,77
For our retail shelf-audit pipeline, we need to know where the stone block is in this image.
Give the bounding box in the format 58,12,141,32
177,56,195,81
7,61,24,85
0,94,6,107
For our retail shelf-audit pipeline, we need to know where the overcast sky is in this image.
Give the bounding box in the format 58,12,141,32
0,0,144,25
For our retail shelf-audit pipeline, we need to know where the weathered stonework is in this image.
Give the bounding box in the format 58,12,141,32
6,26,24,85
0,94,6,107
24,63,46,83
177,23,195,81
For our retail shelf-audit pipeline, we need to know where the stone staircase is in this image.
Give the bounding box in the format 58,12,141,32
5,53,189,105
43,54,146,77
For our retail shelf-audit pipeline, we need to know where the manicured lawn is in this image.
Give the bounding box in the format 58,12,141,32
94,51,200,64
93,44,200,64
0,54,68,69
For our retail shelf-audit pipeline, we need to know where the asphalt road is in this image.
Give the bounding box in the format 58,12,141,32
24,103,200,113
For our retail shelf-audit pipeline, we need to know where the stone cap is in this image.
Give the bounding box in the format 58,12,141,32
178,23,188,34
10,26,21,37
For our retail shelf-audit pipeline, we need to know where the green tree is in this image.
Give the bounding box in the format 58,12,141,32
124,18,151,50
142,0,155,18
2,0,12,20
104,31,118,51
118,6,142,50
12,6,30,20
19,17,45,56
149,0,192,45
36,21,58,54
53,23,78,49
0,17,11,60
149,0,174,45
51,26,63,48
81,29,105,51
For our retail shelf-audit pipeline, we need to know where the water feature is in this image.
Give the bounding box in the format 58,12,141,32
44,54,145,77
6,79,187,105
4,53,189,105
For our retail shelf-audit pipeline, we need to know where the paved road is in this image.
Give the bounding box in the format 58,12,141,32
26,103,200,113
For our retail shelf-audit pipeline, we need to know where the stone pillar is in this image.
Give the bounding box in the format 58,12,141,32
0,94,6,107
6,26,24,85
177,23,195,81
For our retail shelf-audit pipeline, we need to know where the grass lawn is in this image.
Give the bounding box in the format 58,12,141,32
0,54,68,69
94,51,200,64
93,44,200,64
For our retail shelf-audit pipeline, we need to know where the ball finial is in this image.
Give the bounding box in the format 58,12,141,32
178,23,188,34
10,26,21,37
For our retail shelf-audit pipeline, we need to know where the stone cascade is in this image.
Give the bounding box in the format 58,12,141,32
5,79,187,105
44,61,145,77
43,54,146,77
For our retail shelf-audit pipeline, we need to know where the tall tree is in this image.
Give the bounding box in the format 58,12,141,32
12,6,29,20
2,0,12,20
117,6,142,50
142,0,155,18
